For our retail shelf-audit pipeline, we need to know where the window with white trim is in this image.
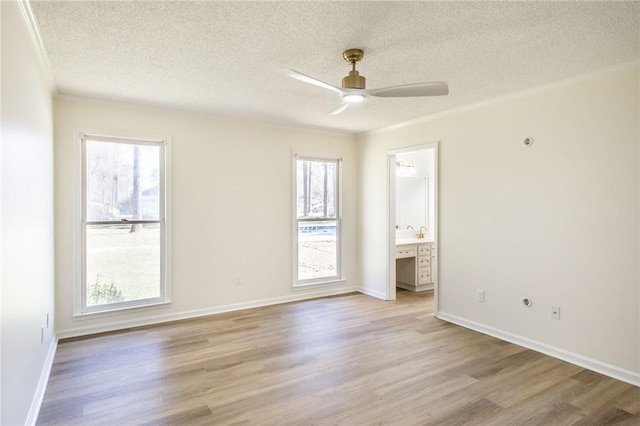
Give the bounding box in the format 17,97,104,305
80,132,170,314
294,156,342,285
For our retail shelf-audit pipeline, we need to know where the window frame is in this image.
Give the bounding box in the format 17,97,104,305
292,153,344,287
75,130,172,317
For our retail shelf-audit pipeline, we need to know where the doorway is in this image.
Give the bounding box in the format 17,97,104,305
387,143,438,312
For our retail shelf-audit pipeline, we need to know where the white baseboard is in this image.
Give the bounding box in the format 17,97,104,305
358,287,388,300
437,311,640,387
57,287,360,339
26,336,58,426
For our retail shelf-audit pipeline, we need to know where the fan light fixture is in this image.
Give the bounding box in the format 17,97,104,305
343,94,365,103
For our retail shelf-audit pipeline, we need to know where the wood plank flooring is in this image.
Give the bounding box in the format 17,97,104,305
38,290,639,425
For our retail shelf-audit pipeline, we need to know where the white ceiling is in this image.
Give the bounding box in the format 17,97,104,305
30,1,639,134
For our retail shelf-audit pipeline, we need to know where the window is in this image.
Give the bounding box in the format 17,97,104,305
79,132,169,314
294,156,342,285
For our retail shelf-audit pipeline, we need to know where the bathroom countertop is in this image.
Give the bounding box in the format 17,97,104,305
396,237,434,245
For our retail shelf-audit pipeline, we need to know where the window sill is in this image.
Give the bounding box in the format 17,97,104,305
293,278,347,289
73,300,171,321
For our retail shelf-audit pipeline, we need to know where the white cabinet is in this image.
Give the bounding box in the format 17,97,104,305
395,242,434,292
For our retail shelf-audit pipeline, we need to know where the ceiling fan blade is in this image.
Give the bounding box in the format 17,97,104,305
329,102,349,115
286,69,343,94
368,81,449,98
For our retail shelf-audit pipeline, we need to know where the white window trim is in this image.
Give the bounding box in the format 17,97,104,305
73,129,172,318
291,152,344,287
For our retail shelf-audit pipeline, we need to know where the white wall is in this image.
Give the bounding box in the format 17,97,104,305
358,64,639,383
1,1,56,424
54,96,359,337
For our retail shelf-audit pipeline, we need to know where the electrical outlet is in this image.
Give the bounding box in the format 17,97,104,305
476,289,485,302
551,306,560,320
235,275,243,285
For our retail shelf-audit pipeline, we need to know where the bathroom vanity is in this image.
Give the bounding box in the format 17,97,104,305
395,239,434,292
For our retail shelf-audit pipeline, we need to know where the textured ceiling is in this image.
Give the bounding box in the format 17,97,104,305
30,1,640,134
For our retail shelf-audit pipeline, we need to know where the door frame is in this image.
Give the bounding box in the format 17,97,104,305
387,142,439,314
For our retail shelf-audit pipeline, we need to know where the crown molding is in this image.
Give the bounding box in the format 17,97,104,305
366,60,640,137
17,0,57,94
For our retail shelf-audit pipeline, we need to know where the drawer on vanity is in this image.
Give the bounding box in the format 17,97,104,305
418,256,431,267
395,246,417,259
418,245,431,256
418,267,431,284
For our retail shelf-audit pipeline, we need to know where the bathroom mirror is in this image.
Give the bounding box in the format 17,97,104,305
396,175,428,230
395,148,433,235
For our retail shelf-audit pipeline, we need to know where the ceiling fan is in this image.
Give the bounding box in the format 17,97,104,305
287,48,449,115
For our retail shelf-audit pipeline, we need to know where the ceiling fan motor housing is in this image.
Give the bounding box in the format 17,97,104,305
342,70,366,89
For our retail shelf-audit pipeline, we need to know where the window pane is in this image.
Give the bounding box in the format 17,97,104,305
85,223,161,307
298,220,337,281
296,160,337,219
86,140,160,221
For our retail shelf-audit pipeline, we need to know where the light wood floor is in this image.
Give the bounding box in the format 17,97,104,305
38,290,639,425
